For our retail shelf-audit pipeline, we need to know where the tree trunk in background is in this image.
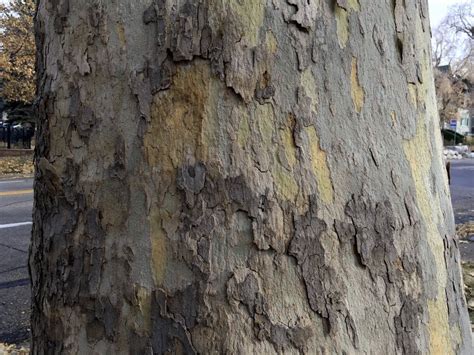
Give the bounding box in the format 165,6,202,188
31,0,472,353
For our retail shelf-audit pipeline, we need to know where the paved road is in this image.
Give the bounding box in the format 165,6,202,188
450,159,474,225
0,177,33,344
450,159,474,262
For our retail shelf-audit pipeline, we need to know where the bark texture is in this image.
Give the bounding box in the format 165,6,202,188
32,0,472,353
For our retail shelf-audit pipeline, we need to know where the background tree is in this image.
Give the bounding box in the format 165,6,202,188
0,0,35,122
432,1,473,74
432,1,472,126
32,0,472,354
434,67,470,124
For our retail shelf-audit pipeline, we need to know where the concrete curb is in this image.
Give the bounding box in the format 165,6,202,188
0,150,33,158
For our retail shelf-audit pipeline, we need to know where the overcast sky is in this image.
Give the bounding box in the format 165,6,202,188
428,0,467,27
0,0,466,31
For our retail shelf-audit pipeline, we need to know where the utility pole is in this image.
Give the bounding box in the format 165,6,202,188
6,123,11,149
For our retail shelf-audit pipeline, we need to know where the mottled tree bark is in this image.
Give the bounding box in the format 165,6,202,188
31,0,472,353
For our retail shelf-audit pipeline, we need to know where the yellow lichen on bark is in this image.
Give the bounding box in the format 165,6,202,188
280,126,297,169
230,0,264,46
272,164,299,202
335,0,360,48
209,0,265,47
237,111,251,149
391,111,397,128
306,127,334,204
116,22,126,48
255,105,299,202
257,104,274,146
408,83,418,108
144,61,221,288
272,115,300,202
351,57,365,113
403,119,443,268
265,31,278,55
144,61,214,171
403,13,460,350
136,286,152,333
149,211,167,287
427,299,454,355
348,0,360,10
335,7,349,48
200,74,224,166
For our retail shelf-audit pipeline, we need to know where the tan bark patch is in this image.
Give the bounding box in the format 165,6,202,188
272,164,299,202
116,23,126,48
408,83,418,108
144,61,213,171
335,0,360,48
301,68,318,112
391,111,397,128
351,57,365,113
280,125,297,169
149,210,167,287
306,126,334,204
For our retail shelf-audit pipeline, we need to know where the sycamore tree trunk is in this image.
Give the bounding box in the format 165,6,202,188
31,0,472,353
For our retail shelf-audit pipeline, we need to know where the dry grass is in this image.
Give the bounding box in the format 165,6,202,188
0,156,34,176
0,343,29,355
462,262,474,329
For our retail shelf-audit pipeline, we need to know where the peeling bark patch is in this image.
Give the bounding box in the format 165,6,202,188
444,233,471,348
227,271,266,316
394,295,424,355
345,195,403,281
344,193,428,353
30,158,115,349
289,197,352,340
285,0,319,30
150,290,197,354
69,85,96,139
227,269,313,352
350,57,364,113
154,169,311,351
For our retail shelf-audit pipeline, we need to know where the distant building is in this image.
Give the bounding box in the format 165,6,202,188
437,65,451,75
458,109,473,136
